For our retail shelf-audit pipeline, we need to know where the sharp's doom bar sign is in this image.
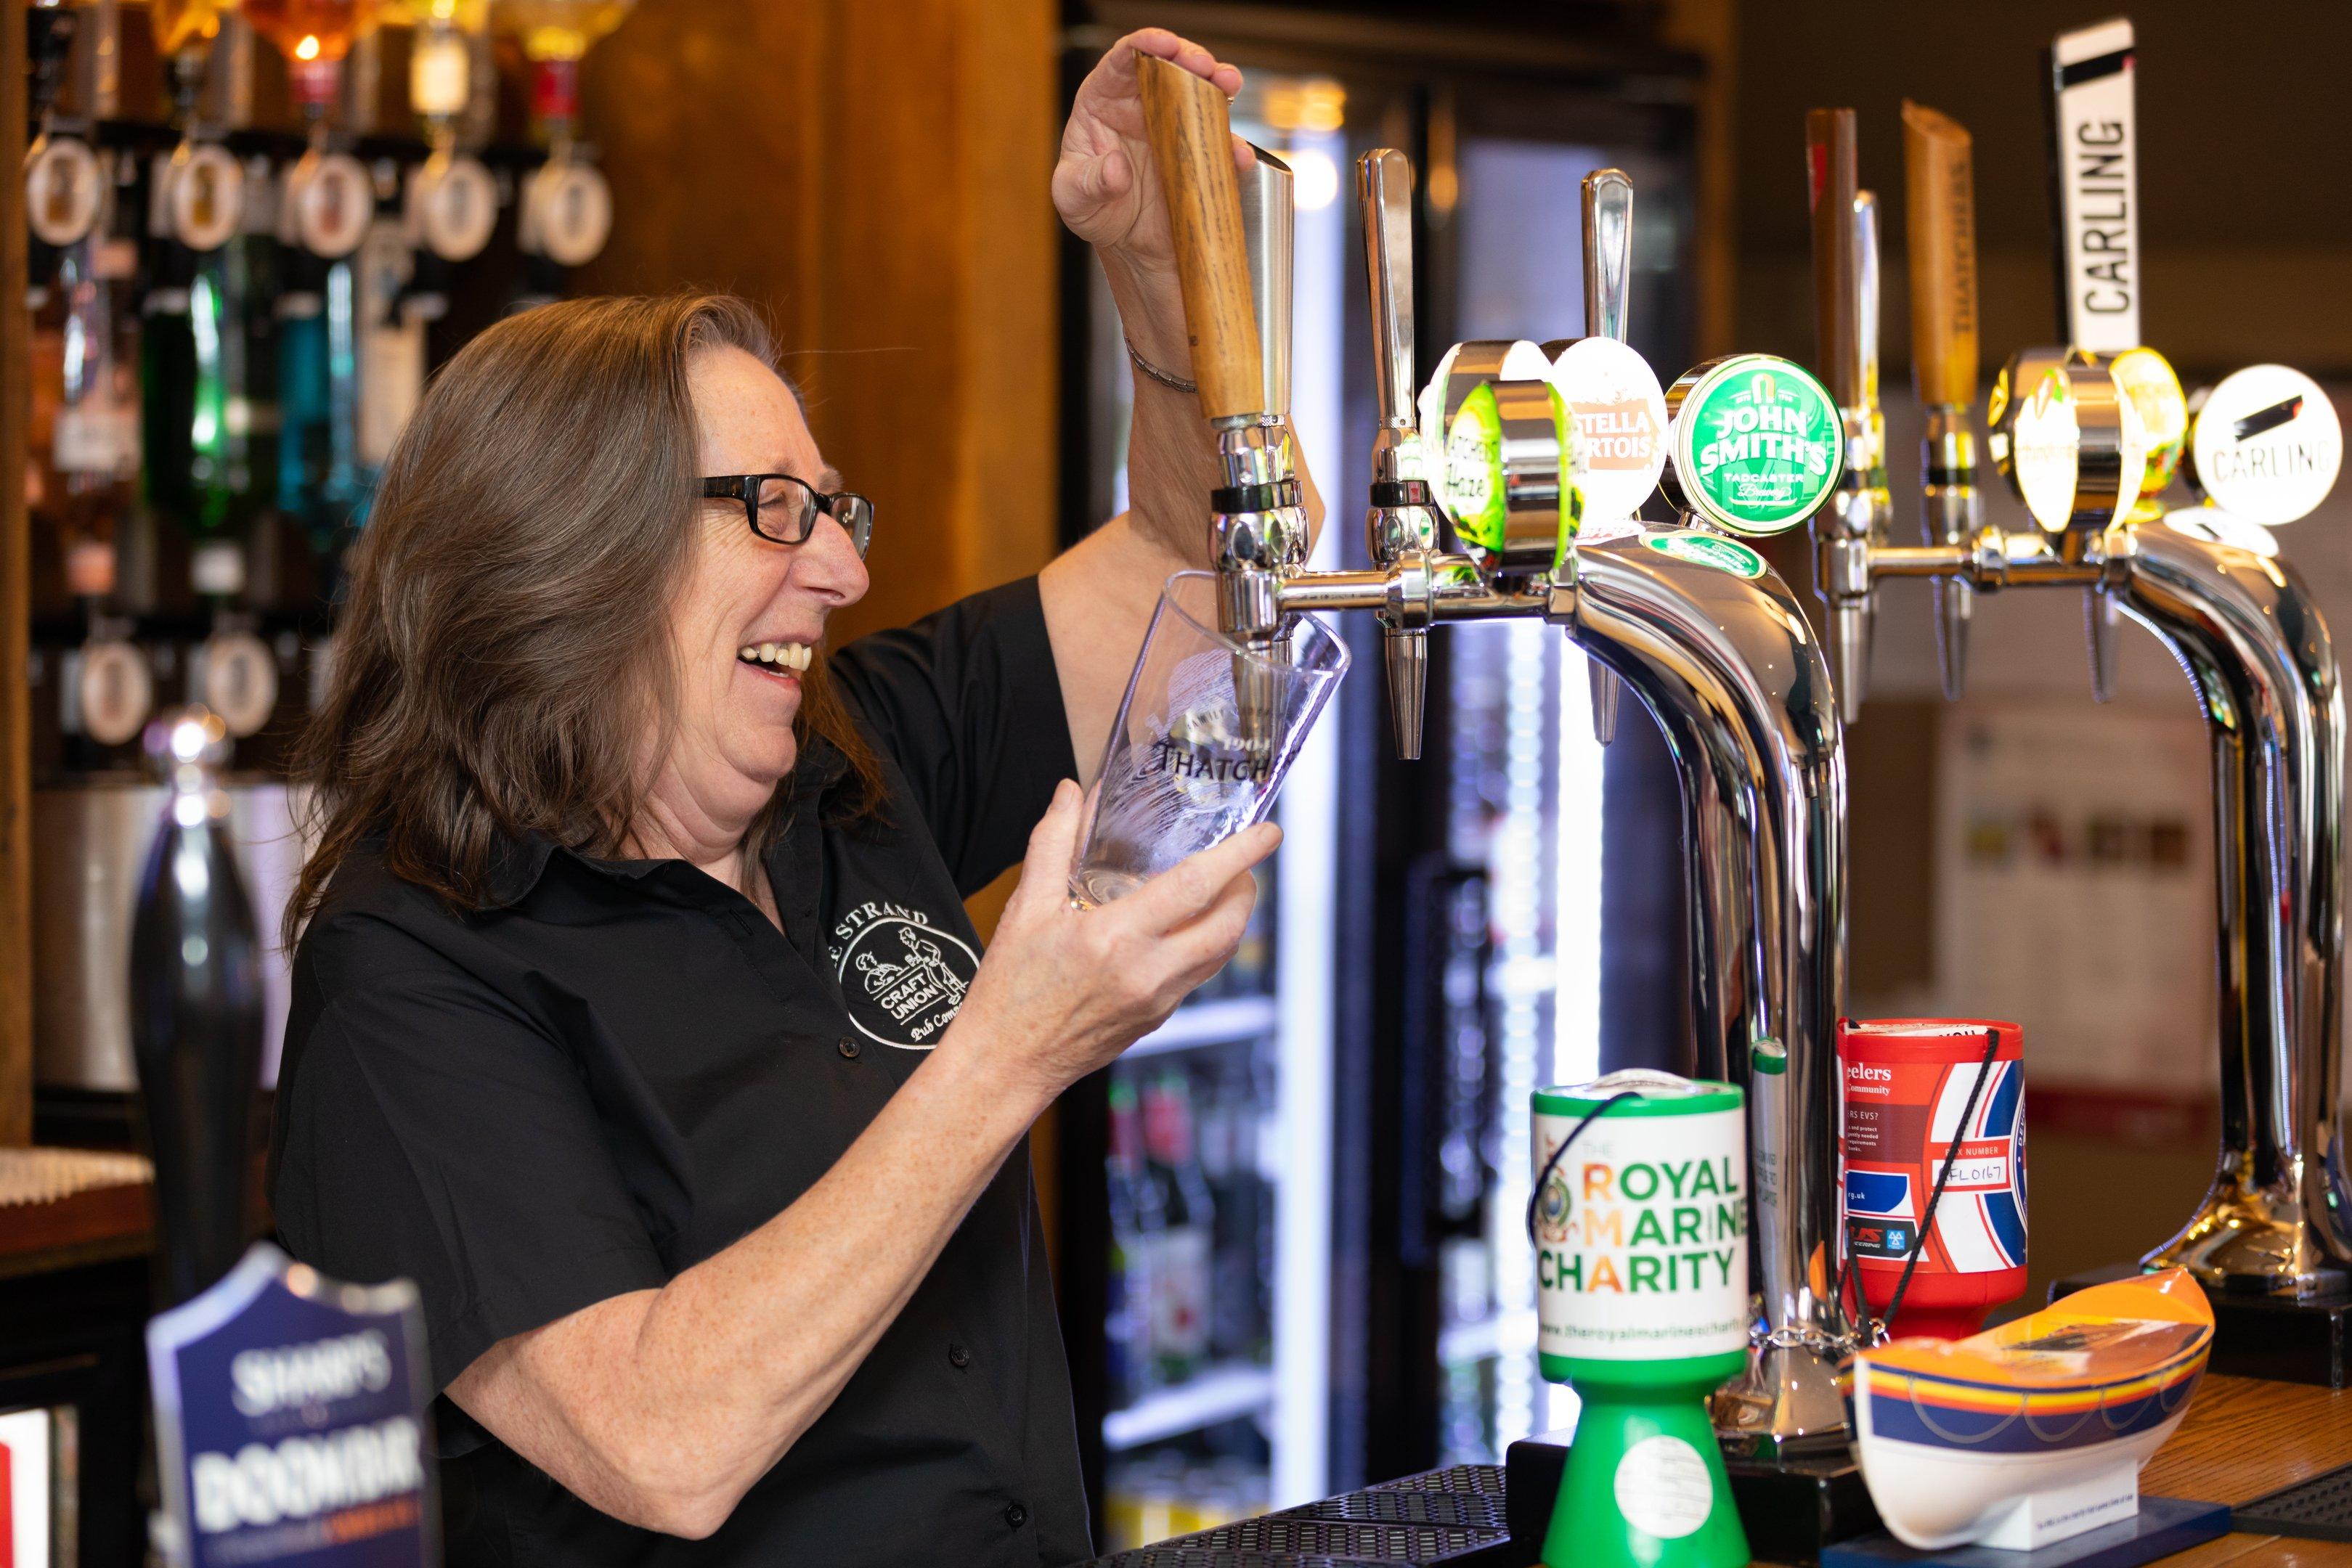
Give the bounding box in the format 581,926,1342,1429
148,1243,436,1567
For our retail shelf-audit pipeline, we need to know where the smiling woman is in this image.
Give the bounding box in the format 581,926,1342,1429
262,28,1290,1568
284,295,887,934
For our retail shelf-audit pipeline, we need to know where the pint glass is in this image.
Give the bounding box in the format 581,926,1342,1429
1070,572,1348,908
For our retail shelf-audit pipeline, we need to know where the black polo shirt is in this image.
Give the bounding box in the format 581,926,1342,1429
270,578,1090,1566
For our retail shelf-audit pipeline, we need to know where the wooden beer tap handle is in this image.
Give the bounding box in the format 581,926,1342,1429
1136,54,1266,424
1806,107,1861,409
1903,101,1979,409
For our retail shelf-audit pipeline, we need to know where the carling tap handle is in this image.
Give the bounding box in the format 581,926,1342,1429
1582,168,1633,343
2046,19,2139,355
1359,148,1417,430
1903,101,1979,409
1806,108,1861,409
1138,54,1265,424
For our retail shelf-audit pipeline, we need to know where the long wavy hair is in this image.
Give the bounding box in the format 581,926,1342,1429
285,293,884,944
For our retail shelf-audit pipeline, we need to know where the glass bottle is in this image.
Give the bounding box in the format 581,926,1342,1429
34,153,155,761
33,157,143,616
140,152,202,549
354,163,423,510
1144,1071,1216,1383
239,0,381,121
249,0,377,587
492,0,635,145
1106,1077,1164,1408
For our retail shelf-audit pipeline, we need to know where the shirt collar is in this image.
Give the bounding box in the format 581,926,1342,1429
477,732,850,911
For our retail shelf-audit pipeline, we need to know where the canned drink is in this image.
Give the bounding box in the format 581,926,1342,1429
1839,1018,2027,1340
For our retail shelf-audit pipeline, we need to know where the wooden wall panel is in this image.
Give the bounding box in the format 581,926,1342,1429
577,0,1062,1236
579,0,1059,645
1661,0,1736,360
1,0,35,1146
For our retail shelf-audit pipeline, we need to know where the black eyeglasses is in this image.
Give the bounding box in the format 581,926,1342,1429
701,473,876,558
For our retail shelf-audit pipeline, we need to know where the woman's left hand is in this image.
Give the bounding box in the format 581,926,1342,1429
1052,29,1248,338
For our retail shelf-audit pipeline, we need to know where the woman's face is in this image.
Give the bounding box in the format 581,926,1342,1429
662,345,869,822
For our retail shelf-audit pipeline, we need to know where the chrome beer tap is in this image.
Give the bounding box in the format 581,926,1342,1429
1807,109,1893,726
1358,148,1443,759
1551,170,1640,747
1903,100,1982,701
1137,62,1309,757
1136,55,1863,1454
1818,19,2352,1300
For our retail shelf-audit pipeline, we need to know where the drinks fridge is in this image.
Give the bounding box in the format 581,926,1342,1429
1052,8,1703,1544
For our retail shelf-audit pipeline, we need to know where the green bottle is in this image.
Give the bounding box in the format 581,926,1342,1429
1531,1074,1750,1568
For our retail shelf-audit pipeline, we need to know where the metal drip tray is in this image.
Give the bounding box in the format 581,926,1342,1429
1303,1489,1507,1531
1087,1463,1512,1567
2237,1460,2352,1542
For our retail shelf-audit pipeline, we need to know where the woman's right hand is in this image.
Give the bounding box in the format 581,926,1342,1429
948,779,1279,1106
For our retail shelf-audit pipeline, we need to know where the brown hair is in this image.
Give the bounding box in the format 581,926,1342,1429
285,293,884,944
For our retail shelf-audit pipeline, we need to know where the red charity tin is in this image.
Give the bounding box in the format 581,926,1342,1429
1839,1018,2026,1341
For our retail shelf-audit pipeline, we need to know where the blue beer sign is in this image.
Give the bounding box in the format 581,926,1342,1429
147,1242,436,1567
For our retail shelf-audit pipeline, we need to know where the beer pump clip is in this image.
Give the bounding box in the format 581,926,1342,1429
2168,364,2344,554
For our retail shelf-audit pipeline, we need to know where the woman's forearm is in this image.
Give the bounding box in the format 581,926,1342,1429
448,1016,1047,1536
1099,248,1324,572
1103,252,1226,571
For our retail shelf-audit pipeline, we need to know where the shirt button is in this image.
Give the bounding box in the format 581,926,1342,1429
948,1342,970,1369
1004,1503,1028,1530
837,1037,860,1059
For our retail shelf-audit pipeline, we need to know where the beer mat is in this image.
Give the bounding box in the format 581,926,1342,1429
2235,1460,2352,1542
0,1146,151,1206
1086,1464,1511,1566
1819,1498,2231,1568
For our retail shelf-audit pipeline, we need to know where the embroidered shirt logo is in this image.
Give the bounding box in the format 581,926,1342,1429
830,902,979,1050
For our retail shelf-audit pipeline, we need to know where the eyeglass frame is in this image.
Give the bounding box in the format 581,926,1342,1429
701,473,876,558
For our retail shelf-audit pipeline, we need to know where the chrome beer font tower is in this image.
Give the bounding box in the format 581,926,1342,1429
1811,17,2352,1302
1136,55,1860,1457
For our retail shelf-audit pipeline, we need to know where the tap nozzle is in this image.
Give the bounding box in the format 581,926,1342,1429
1356,149,1444,757
1921,407,1981,701
1212,420,1309,756
1383,629,1428,759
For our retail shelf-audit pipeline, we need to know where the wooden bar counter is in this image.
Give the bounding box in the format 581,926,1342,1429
2128,1374,2352,1567
1082,1373,2352,1567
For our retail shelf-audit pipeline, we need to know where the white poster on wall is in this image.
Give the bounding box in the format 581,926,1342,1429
1932,701,2215,1097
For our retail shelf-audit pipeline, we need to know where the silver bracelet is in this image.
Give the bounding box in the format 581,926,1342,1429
1125,338,1198,396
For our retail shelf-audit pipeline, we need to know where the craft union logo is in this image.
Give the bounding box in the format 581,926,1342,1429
831,901,980,1050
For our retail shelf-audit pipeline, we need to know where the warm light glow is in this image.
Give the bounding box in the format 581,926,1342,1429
1264,78,1346,134
1288,147,1340,211
295,34,321,59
